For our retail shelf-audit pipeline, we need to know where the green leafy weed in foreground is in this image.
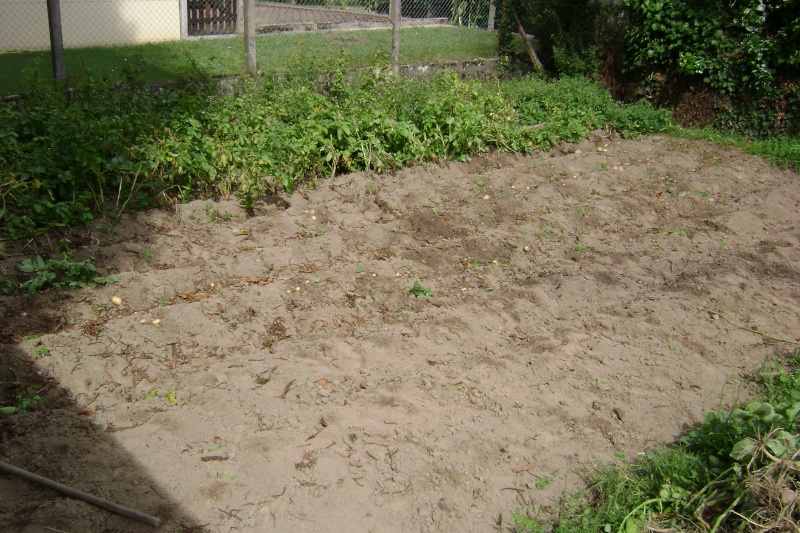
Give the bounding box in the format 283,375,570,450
0,72,673,243
514,348,800,532
409,282,434,298
17,253,118,294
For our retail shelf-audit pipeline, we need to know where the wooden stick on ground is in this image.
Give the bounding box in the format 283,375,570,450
0,460,160,527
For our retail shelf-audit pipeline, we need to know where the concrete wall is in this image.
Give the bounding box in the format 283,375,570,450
0,0,181,51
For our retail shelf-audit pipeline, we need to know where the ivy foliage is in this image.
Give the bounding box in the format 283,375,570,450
623,0,800,137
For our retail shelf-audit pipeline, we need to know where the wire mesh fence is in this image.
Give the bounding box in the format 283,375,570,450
1,0,495,51
253,0,495,31
0,0,499,95
259,0,494,28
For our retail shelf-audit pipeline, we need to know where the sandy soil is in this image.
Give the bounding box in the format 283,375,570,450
1,133,799,532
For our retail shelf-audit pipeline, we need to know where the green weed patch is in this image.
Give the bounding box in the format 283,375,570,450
514,348,800,532
0,70,672,245
17,253,118,294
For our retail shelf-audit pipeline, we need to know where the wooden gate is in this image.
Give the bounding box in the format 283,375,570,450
187,0,237,36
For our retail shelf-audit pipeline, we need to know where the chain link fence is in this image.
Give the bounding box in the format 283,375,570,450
2,0,495,51
0,0,498,94
252,0,495,32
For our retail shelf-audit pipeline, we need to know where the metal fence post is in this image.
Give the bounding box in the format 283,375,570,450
180,0,188,39
46,0,67,84
390,0,401,75
244,0,257,74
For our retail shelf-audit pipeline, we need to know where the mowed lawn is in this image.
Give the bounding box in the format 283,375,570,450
0,27,496,95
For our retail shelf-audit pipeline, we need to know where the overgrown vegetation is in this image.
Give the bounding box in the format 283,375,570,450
674,127,800,171
0,56,671,247
623,0,799,139
514,348,800,532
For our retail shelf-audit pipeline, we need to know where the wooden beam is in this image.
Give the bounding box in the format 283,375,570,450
511,4,544,74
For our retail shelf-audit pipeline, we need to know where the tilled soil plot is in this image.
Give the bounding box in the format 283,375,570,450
1,133,799,532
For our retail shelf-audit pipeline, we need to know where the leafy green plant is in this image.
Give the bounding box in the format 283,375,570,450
0,63,740,245
0,372,45,416
17,253,118,294
409,281,434,298
605,101,672,138
33,344,50,358
0,274,13,294
0,393,44,415
515,348,800,532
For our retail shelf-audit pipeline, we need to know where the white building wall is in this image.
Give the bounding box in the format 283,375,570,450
1,0,181,51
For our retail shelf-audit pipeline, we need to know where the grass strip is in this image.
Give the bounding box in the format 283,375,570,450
0,26,496,96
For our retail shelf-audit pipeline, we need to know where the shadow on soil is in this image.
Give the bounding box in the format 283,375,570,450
0,289,201,531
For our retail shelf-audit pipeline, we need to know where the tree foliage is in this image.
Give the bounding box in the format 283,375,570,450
623,0,800,137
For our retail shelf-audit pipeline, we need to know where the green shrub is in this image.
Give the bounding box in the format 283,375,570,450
498,0,603,77
622,0,800,138
606,100,673,138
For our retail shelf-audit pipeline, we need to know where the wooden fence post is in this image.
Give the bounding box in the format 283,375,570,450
236,0,244,35
46,0,67,85
244,0,256,75
488,2,496,31
390,0,401,75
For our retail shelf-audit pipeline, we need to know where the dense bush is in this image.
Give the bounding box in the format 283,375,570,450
622,0,800,138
